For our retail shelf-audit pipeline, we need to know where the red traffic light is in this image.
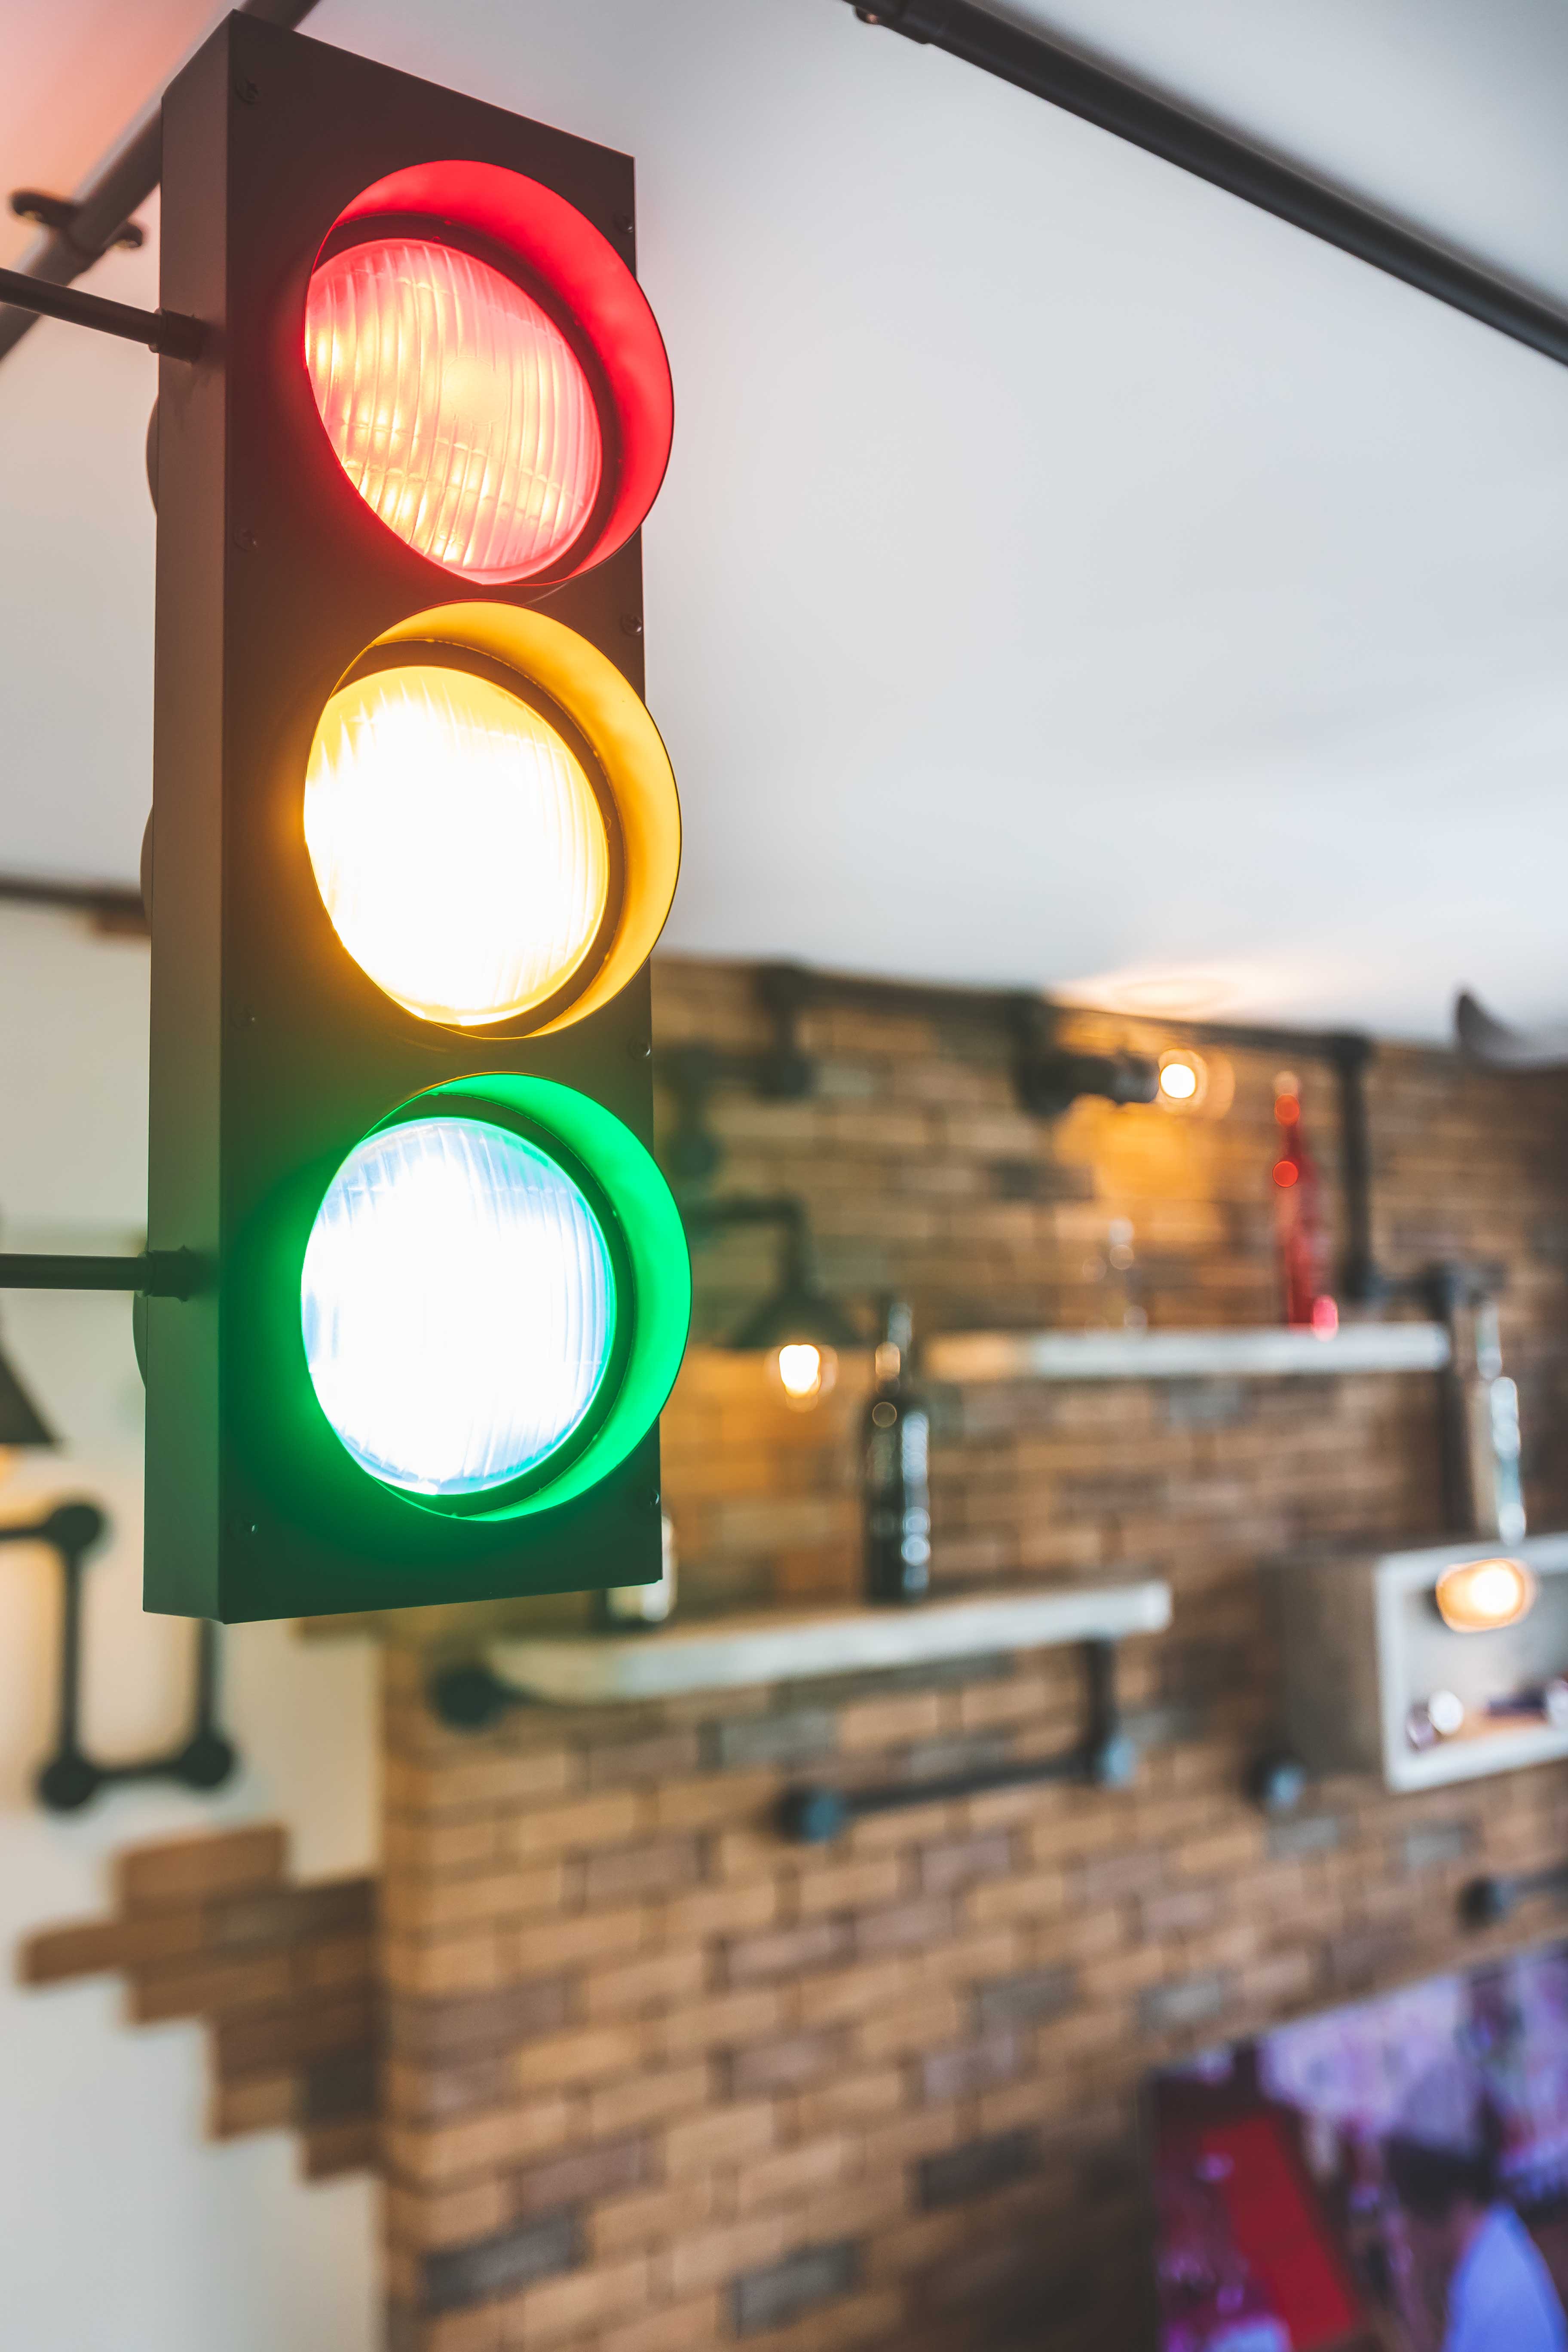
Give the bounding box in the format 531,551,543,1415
305,159,673,586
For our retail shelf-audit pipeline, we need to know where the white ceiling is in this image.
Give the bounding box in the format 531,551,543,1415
3,0,1568,1038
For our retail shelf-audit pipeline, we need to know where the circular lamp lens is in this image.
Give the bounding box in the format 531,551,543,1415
305,663,611,1028
301,1115,616,1500
1434,1556,1537,1633
306,236,603,581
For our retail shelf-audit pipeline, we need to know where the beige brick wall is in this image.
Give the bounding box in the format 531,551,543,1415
381,956,1568,2352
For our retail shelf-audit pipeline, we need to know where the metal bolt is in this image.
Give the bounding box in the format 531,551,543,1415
626,1038,652,1063
620,613,643,637
612,212,634,240
234,75,260,105
233,526,257,553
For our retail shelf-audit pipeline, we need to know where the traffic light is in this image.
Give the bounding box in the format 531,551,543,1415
145,15,689,1620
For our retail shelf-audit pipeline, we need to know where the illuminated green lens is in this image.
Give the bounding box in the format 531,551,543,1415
302,1115,617,1498
300,1077,690,1519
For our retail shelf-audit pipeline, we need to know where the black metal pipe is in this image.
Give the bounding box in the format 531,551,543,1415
848,0,1568,378
1324,1034,1384,1307
0,871,147,927
779,1637,1136,1840
0,1250,203,1299
0,265,202,358
1461,1862,1568,1929
0,0,321,368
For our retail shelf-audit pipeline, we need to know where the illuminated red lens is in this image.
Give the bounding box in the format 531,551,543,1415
305,237,603,582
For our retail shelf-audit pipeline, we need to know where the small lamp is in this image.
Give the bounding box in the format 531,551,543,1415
687,1196,860,1412
729,1253,861,1412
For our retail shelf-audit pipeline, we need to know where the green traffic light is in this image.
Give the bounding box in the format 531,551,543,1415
300,1075,689,1522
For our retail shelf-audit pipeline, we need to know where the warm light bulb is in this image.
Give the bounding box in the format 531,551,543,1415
1434,1556,1537,1633
1158,1054,1200,1102
306,236,602,581
301,1115,617,1498
305,663,610,1027
770,1341,837,1412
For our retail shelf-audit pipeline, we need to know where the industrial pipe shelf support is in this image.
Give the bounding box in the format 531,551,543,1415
0,1503,237,1811
1460,1862,1568,1931
779,1637,1133,1842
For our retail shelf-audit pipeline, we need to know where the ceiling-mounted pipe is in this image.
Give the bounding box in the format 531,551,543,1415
0,0,320,368
845,0,1568,377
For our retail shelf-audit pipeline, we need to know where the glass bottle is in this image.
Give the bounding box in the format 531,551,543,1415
1271,1072,1337,1333
861,1301,932,1604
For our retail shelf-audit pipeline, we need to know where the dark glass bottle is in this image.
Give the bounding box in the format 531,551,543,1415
861,1301,932,1604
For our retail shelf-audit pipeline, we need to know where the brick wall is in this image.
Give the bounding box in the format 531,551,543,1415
380,956,1568,2352
21,1825,377,2177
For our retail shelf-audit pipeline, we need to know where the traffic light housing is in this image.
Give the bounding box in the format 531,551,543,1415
147,15,689,1620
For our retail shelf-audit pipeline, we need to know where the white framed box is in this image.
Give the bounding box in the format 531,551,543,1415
1262,1532,1568,1793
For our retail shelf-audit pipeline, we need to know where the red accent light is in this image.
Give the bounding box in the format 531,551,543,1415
1273,1161,1298,1188
312,161,673,583
306,238,603,582
1274,1094,1300,1125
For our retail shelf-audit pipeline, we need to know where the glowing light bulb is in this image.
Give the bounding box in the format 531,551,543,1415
770,1341,837,1412
1434,1556,1537,1633
305,663,610,1027
301,1115,617,1499
1158,1054,1200,1102
305,236,603,581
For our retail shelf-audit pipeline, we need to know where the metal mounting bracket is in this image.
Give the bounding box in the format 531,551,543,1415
9,190,144,252
0,1250,205,1298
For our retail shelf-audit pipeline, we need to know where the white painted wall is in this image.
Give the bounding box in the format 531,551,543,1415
7,0,1568,1037
0,902,379,2352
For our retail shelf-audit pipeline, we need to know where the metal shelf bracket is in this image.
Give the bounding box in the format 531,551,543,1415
778,1636,1136,1842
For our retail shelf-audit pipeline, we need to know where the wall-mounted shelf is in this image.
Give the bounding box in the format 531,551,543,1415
1262,1532,1568,1794
431,1582,1175,1837
924,1323,1450,1385
462,1580,1171,1708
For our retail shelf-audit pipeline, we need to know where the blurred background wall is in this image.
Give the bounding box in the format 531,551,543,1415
0,900,380,2352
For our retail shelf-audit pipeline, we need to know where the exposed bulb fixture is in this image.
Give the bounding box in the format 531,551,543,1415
696,1197,859,1415
771,1340,837,1413
1434,1556,1537,1633
1157,1052,1201,1103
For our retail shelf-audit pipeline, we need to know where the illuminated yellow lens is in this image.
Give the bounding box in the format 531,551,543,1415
304,664,610,1026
